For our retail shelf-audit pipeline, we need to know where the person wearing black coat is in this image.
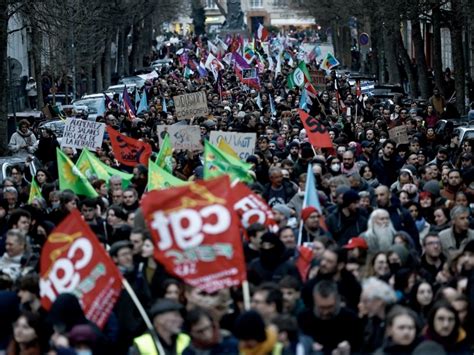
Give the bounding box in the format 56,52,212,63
371,139,404,186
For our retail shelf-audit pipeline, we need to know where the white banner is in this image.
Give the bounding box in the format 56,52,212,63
209,131,256,160
157,125,202,151
61,118,105,151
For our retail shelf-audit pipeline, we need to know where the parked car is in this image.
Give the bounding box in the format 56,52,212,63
72,93,106,121
118,76,146,89
106,84,137,95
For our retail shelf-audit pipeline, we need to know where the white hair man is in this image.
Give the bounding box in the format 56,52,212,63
361,209,397,253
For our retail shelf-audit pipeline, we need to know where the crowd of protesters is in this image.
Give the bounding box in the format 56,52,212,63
1,31,474,355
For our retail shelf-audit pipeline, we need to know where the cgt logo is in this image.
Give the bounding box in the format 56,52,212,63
150,205,231,250
40,237,93,302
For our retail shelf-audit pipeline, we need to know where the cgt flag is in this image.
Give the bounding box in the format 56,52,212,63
39,210,123,329
298,109,333,148
141,176,246,293
107,126,152,167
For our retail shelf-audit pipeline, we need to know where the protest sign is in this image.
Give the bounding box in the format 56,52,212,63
173,91,208,120
40,210,122,329
141,176,246,293
310,69,327,93
389,126,409,145
209,131,256,160
157,125,202,151
61,118,105,150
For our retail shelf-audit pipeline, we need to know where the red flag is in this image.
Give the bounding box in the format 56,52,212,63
232,182,278,233
295,245,314,282
39,210,122,329
257,23,269,42
107,126,152,167
140,176,246,293
298,109,333,148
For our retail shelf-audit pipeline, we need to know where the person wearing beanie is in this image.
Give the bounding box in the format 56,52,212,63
132,299,190,355
233,311,282,355
272,204,292,229
300,206,331,244
326,190,368,246
247,232,301,285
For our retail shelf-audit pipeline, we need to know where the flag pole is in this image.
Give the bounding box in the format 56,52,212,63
242,280,251,310
122,278,166,355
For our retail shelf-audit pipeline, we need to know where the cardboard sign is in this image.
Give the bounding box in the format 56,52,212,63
157,125,202,151
141,176,246,292
389,126,409,145
209,131,256,160
40,210,122,329
310,69,327,92
173,91,208,120
61,118,105,151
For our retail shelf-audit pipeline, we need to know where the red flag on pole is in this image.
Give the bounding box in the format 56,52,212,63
140,176,247,293
107,126,152,167
39,210,123,329
232,182,278,234
298,109,333,148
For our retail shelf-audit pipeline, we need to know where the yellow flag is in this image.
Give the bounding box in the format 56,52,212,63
217,139,239,159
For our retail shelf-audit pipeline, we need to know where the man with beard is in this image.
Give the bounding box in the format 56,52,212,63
419,233,446,283
326,190,368,247
371,139,403,186
361,209,397,253
375,185,420,252
183,307,238,354
286,141,300,163
341,150,358,175
131,164,148,197
300,206,331,244
441,169,464,201
298,280,362,354
301,246,362,312
247,232,301,285
262,167,297,207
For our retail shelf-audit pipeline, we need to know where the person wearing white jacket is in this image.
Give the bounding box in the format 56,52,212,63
8,119,38,158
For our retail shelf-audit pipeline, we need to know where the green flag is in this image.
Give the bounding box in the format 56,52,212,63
203,141,254,183
287,61,311,89
57,148,98,198
148,159,187,191
77,149,133,188
155,134,173,173
28,179,42,204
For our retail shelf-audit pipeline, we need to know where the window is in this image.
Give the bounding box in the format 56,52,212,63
206,0,217,9
250,0,263,8
273,0,287,6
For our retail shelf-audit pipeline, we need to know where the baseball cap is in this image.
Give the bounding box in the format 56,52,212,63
343,237,368,250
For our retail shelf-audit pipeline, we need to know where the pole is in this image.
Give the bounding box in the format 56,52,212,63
242,280,251,311
122,279,166,355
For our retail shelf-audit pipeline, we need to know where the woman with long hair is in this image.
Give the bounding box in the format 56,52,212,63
7,312,42,355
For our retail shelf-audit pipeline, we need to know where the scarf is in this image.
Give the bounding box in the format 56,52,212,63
239,326,278,355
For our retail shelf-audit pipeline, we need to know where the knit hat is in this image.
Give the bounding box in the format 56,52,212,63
150,299,183,319
272,204,292,219
423,180,441,197
413,340,447,355
342,190,360,208
389,244,409,266
234,311,267,342
301,206,318,222
344,237,368,250
335,185,351,197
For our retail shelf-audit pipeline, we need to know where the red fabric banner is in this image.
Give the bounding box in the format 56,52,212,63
298,109,333,148
107,126,152,167
39,210,123,329
232,182,278,233
141,176,247,293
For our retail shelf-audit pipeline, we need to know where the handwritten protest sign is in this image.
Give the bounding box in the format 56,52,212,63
389,126,409,145
157,125,202,151
61,118,105,150
173,91,208,120
209,131,256,160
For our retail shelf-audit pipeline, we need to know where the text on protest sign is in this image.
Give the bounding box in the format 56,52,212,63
209,131,256,160
173,91,209,120
389,126,409,145
157,125,202,151
61,118,105,151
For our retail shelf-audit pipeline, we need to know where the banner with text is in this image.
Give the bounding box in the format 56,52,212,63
173,91,209,120
39,210,122,329
209,131,256,160
157,125,202,151
61,118,105,151
141,176,246,293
